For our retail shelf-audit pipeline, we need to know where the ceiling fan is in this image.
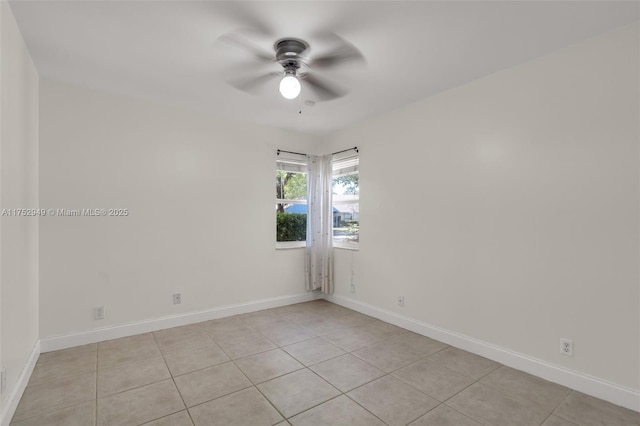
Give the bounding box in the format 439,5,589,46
219,31,365,102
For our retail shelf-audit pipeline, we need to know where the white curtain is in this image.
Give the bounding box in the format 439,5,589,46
305,154,334,293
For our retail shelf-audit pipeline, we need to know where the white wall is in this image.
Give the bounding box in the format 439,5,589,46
326,23,639,394
0,0,39,415
39,80,319,339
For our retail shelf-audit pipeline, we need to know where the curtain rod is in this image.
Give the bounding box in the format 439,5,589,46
277,147,358,157
332,146,358,156
276,149,306,156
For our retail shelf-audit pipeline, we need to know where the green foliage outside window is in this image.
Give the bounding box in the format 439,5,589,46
276,213,307,241
282,172,307,199
276,171,307,213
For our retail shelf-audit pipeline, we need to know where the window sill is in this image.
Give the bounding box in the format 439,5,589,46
333,244,359,251
276,242,359,251
276,241,306,250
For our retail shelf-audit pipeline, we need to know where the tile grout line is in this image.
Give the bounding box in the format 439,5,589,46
246,322,341,424
219,328,292,423
241,308,392,424
342,393,393,425
93,319,477,425
93,347,169,395
309,327,453,425
343,370,437,426
429,367,507,426
280,340,346,367
10,400,98,426
441,403,493,426
477,374,570,418
546,390,581,426
149,331,194,426
341,335,493,426
233,336,302,425
251,382,293,423
287,365,393,425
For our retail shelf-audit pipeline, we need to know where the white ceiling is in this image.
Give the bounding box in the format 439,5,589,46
10,1,639,135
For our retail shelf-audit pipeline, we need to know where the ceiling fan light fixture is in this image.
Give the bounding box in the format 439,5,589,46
279,72,301,100
223,34,358,102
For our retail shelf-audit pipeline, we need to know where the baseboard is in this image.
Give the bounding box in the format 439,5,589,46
324,294,640,413
0,341,40,426
40,292,319,353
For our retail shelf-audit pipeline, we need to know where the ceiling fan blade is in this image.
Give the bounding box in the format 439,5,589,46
308,33,365,69
302,72,348,101
228,72,280,95
218,33,274,63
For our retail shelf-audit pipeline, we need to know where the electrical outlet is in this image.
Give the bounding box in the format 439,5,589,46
397,295,405,307
1,367,7,393
350,283,356,294
94,306,105,320
173,293,182,304
560,338,573,356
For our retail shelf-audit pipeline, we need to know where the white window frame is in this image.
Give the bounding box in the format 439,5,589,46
276,152,308,249
332,153,359,250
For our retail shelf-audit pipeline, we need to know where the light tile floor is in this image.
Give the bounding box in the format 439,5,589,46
11,300,640,426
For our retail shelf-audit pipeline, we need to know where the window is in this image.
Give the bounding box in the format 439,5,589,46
276,152,307,247
332,153,359,248
275,149,359,249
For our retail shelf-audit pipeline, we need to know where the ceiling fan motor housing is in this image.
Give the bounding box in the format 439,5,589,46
274,38,309,65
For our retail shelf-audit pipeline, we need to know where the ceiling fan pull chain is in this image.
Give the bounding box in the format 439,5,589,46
298,89,304,114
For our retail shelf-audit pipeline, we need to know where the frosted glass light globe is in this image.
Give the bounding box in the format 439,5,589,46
279,75,301,99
